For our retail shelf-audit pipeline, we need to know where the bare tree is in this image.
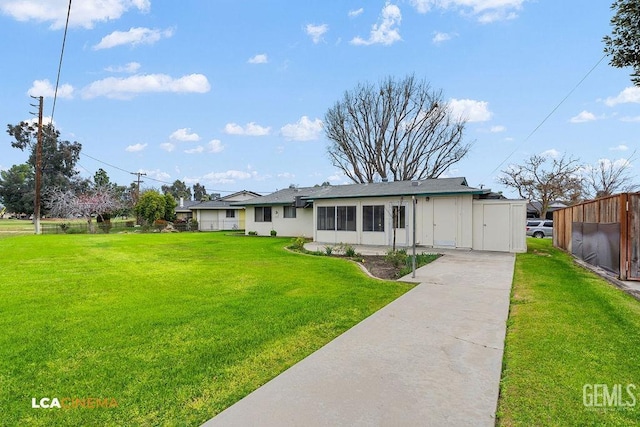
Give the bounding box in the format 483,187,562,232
499,153,583,219
325,75,471,183
583,154,638,198
45,186,123,233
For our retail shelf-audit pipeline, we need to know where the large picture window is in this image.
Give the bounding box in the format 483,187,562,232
317,206,335,230
337,206,356,231
363,205,385,232
254,206,272,222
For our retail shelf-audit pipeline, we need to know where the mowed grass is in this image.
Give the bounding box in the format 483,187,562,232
0,232,412,426
498,238,640,426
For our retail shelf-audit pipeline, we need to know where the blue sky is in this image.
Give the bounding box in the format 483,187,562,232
0,0,638,198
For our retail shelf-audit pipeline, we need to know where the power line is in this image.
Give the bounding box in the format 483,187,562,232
50,0,72,124
482,53,608,185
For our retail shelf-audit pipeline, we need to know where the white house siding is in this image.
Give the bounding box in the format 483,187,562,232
472,200,527,253
245,206,314,237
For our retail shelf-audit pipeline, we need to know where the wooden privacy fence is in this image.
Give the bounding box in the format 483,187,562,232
553,193,640,281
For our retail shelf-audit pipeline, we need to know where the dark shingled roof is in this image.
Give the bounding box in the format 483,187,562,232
238,177,489,206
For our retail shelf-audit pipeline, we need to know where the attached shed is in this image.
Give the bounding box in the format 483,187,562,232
241,178,527,253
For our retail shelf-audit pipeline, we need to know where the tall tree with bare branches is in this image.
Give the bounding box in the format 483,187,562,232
324,75,472,183
583,154,638,198
499,153,583,219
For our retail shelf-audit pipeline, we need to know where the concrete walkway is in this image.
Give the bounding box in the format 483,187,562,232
202,248,515,427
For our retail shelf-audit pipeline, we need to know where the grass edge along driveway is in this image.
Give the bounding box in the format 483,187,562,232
0,232,413,426
497,238,640,426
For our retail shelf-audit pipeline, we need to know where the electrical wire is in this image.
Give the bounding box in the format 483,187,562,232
50,0,72,125
482,53,608,184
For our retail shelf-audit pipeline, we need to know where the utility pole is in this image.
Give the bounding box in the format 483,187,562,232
130,171,146,224
31,96,44,235
130,172,146,203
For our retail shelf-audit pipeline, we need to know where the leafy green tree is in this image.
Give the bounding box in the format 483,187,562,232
134,190,167,225
164,193,177,222
93,168,111,187
604,0,640,85
193,183,207,201
0,164,33,213
161,179,191,200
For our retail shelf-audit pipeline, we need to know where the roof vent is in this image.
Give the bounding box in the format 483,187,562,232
411,181,420,186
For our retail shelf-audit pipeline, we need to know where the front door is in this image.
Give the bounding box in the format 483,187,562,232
433,198,457,247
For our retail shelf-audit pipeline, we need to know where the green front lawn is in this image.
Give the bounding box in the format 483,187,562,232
498,238,640,426
0,233,412,426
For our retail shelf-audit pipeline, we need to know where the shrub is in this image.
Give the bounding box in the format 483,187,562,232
248,231,258,236
385,249,407,267
324,245,333,255
344,245,356,257
288,236,307,251
270,230,277,237
98,221,113,234
125,220,135,228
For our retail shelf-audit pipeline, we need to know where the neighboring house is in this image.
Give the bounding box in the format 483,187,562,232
175,198,200,221
189,190,261,231
239,178,527,253
527,200,567,219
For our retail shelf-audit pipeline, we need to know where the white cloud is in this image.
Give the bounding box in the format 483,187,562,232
351,2,401,46
248,54,268,64
348,8,364,17
605,86,640,106
0,0,151,29
170,128,200,142
105,62,141,73
27,79,73,99
410,0,524,23
184,146,204,154
306,23,328,44
569,110,597,123
541,148,560,159
621,115,640,122
280,116,323,141
140,168,171,182
277,172,295,179
224,122,271,136
93,27,173,50
207,139,224,153
160,142,175,152
81,73,210,99
610,144,629,152
202,169,257,184
126,143,147,152
490,125,506,133
447,98,492,122
432,31,455,44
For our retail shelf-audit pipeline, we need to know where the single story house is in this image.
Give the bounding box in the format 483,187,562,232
527,200,567,219
238,178,527,253
188,190,261,231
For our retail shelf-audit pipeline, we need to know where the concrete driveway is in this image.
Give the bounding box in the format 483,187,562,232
202,248,515,427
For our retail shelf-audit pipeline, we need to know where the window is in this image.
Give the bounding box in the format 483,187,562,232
226,209,235,218
392,205,406,229
543,221,553,227
336,206,356,231
317,206,335,230
363,205,385,232
255,206,272,222
283,206,297,218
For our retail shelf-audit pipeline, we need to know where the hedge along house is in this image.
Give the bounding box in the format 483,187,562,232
240,178,527,253
189,190,261,231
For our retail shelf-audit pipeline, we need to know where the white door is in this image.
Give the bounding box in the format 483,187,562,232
433,198,457,247
482,204,510,251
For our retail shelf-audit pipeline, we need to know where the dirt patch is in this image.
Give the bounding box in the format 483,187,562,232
358,255,404,280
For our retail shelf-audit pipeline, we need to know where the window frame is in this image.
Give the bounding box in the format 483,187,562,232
283,206,297,219
363,205,385,232
254,206,272,222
